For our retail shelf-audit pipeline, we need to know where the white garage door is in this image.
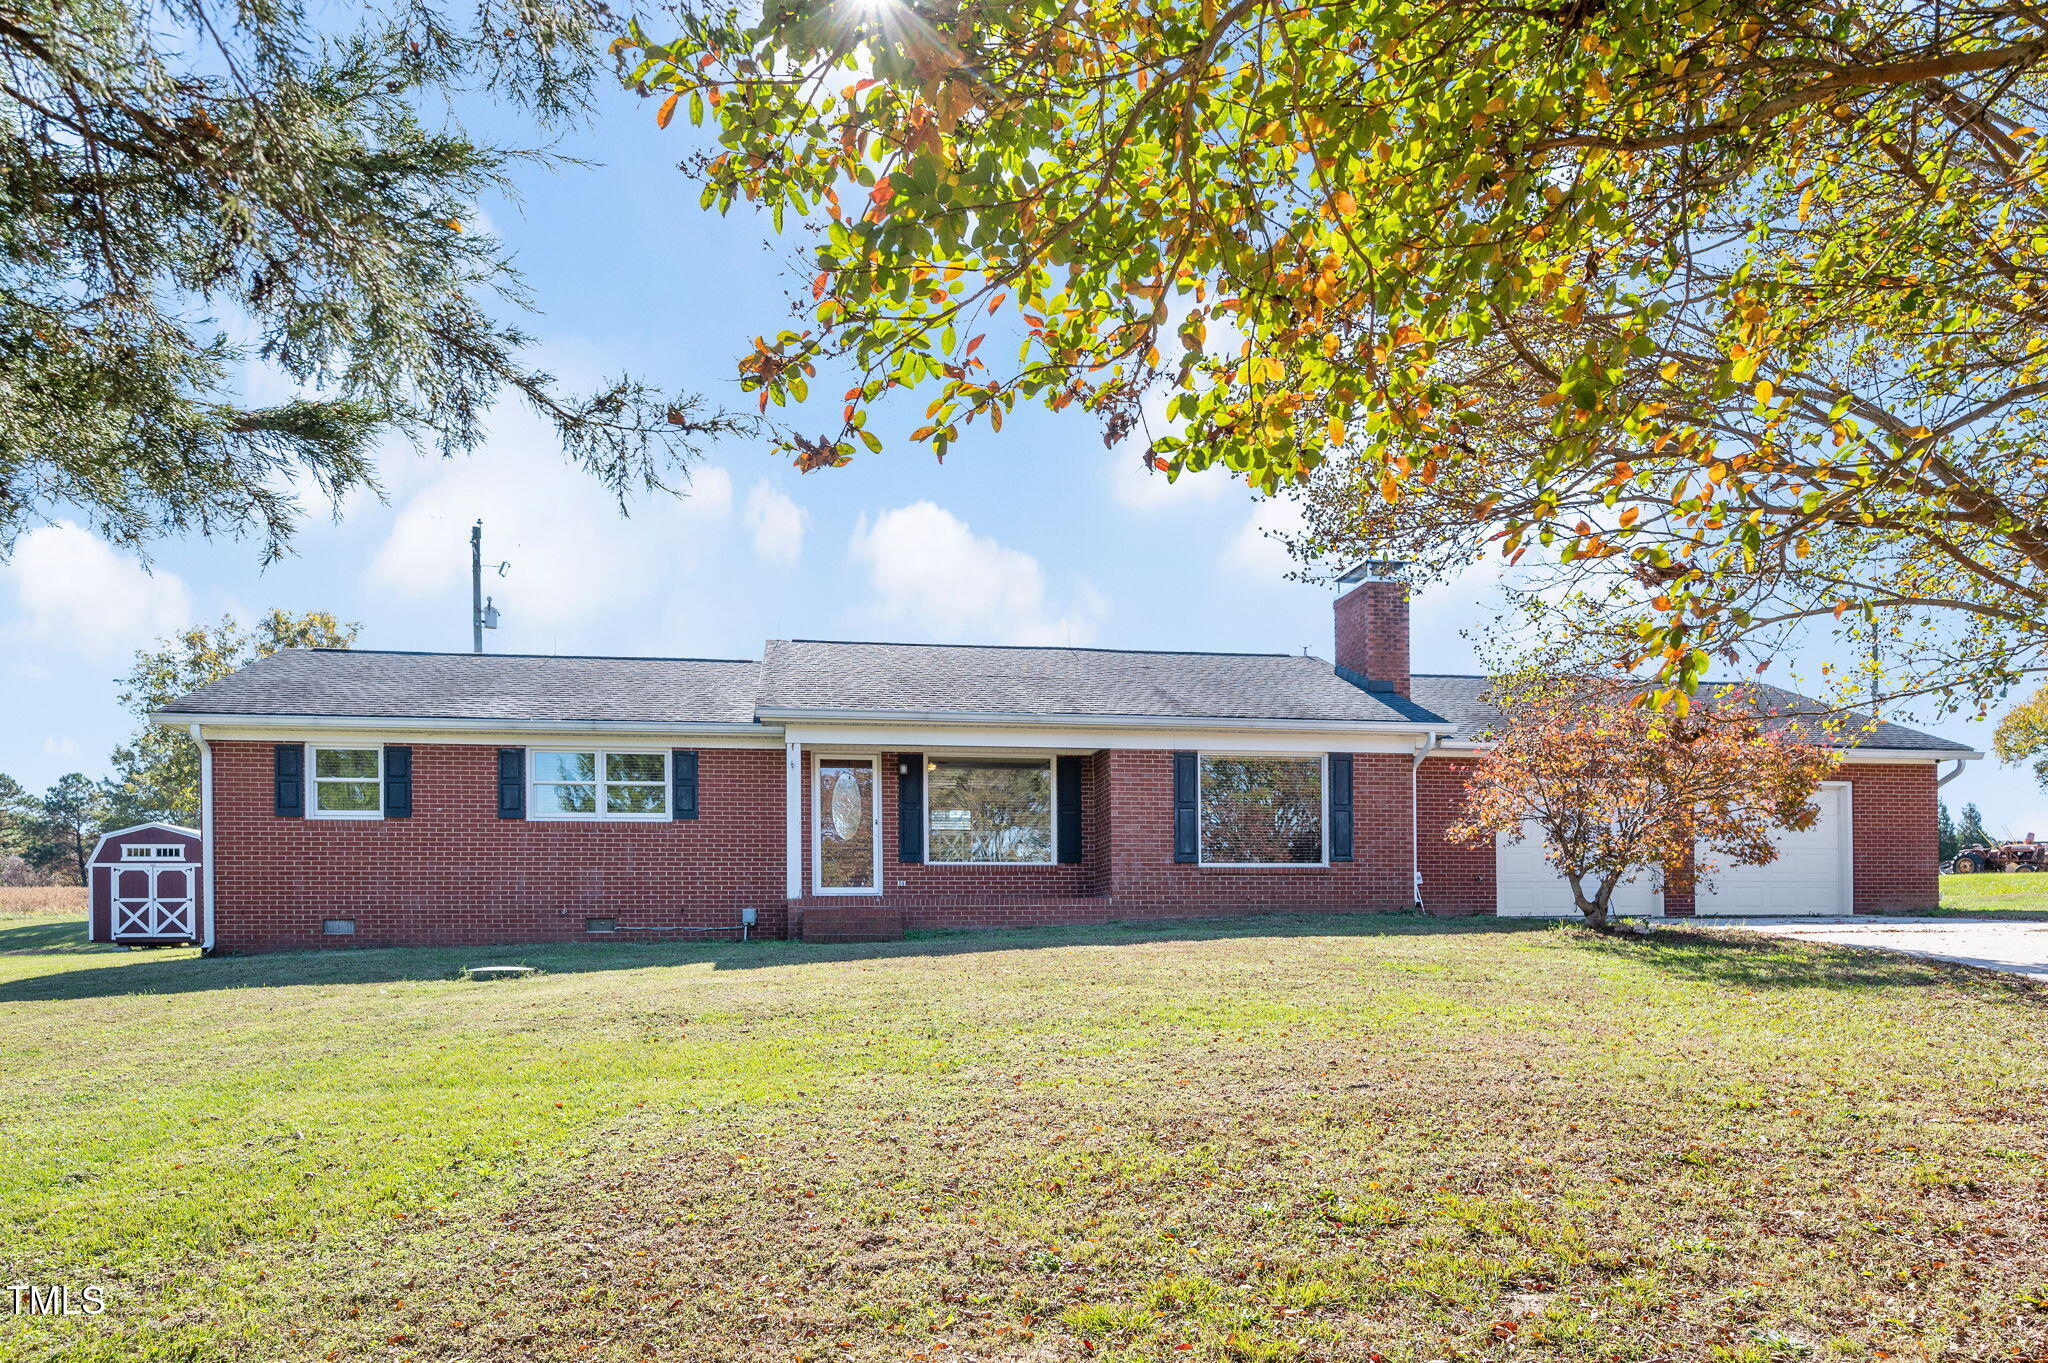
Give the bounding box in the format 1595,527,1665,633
1694,783,1851,916
1496,821,1662,918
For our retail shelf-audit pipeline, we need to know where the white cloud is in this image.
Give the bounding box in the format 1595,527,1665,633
1222,498,1307,579
364,403,734,634
847,502,1103,645
42,736,75,758
744,481,810,564
1107,388,1234,511
0,523,192,659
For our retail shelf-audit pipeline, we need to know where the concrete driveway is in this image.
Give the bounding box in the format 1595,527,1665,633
1700,917,2048,982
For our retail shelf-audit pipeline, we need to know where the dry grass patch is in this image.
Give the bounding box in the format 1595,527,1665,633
1,914,2045,1362
0,885,84,915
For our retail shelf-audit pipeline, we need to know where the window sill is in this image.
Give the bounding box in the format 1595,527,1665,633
525,814,673,824
1194,862,1333,871
308,812,383,821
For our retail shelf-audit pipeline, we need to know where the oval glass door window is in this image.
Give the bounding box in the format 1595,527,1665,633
817,759,876,891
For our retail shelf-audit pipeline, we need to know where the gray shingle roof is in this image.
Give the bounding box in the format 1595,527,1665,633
758,640,1436,723
1409,674,1972,752
157,649,762,726
156,646,1970,750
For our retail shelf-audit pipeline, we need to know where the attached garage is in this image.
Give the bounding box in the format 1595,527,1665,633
1496,820,1662,918
1694,782,1852,916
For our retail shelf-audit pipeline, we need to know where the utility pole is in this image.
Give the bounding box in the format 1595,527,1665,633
471,521,506,652
471,521,485,653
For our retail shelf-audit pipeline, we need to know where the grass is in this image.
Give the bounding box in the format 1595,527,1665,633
1933,872,2048,918
1,912,2046,1362
0,885,85,916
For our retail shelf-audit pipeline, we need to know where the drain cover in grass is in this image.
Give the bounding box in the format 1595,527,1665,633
462,965,538,981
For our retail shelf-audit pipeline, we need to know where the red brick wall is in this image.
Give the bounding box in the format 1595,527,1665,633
208,741,787,952
1333,581,1410,696
1842,762,1940,913
205,739,1942,950
1098,750,1414,915
1416,756,1495,914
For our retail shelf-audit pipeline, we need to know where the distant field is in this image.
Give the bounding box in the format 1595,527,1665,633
1937,871,2048,917
2,909,2045,1361
0,885,84,916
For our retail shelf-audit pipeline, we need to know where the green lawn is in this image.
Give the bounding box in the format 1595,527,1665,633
1936,871,2048,917
2,912,2046,1363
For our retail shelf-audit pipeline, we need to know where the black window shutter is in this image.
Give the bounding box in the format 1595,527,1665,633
1056,755,1083,864
1172,751,1199,863
273,744,304,818
1328,752,1353,862
672,750,698,820
384,746,413,819
496,747,525,820
897,753,924,863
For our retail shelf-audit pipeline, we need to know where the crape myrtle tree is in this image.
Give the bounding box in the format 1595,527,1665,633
1446,673,1835,930
110,610,358,825
1,0,740,561
627,0,2048,710
1994,684,2048,789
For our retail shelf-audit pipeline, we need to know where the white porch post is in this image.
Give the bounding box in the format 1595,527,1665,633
784,738,803,899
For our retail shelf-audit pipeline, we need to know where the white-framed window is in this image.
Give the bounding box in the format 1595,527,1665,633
1199,754,1325,866
309,746,383,819
926,757,1055,865
529,749,669,820
120,844,185,861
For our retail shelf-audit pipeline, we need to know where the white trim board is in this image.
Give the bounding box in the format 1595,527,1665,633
167,719,782,748
785,723,1428,754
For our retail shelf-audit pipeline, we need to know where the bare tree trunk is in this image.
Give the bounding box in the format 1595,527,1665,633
1571,875,1610,931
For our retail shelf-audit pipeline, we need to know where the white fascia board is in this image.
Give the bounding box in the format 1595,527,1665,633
783,720,1437,754
154,713,783,748
1421,740,1980,763
757,706,1451,734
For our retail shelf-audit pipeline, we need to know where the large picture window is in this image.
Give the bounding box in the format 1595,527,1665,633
927,758,1054,864
1199,755,1324,865
310,747,381,818
530,750,669,819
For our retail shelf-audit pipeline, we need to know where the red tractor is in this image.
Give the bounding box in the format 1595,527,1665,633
1949,835,2047,873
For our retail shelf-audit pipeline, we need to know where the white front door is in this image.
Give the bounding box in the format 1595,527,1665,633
1695,783,1851,916
1496,821,1662,918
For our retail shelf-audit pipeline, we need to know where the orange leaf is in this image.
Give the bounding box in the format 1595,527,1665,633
655,92,680,130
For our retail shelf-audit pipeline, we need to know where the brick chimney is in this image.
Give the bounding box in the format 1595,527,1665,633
1334,573,1410,697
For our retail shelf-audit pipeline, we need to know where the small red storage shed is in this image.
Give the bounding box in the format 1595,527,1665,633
89,823,203,946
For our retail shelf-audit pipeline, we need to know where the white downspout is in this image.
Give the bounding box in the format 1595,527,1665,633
190,725,216,954
1410,734,1439,912
1937,757,1974,788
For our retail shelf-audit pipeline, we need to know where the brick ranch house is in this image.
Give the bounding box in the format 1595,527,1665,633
153,575,1977,952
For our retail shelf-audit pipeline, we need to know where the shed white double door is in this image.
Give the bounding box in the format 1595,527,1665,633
1493,783,1852,918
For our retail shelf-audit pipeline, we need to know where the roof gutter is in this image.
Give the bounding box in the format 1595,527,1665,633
1428,737,1981,762
755,706,1458,734
1938,755,1979,787
151,712,773,736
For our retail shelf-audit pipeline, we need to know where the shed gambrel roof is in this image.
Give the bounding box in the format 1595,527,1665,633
158,649,763,726
1408,674,1974,752
757,639,1441,724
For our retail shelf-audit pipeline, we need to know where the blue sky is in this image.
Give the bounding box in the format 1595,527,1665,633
0,72,2039,836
